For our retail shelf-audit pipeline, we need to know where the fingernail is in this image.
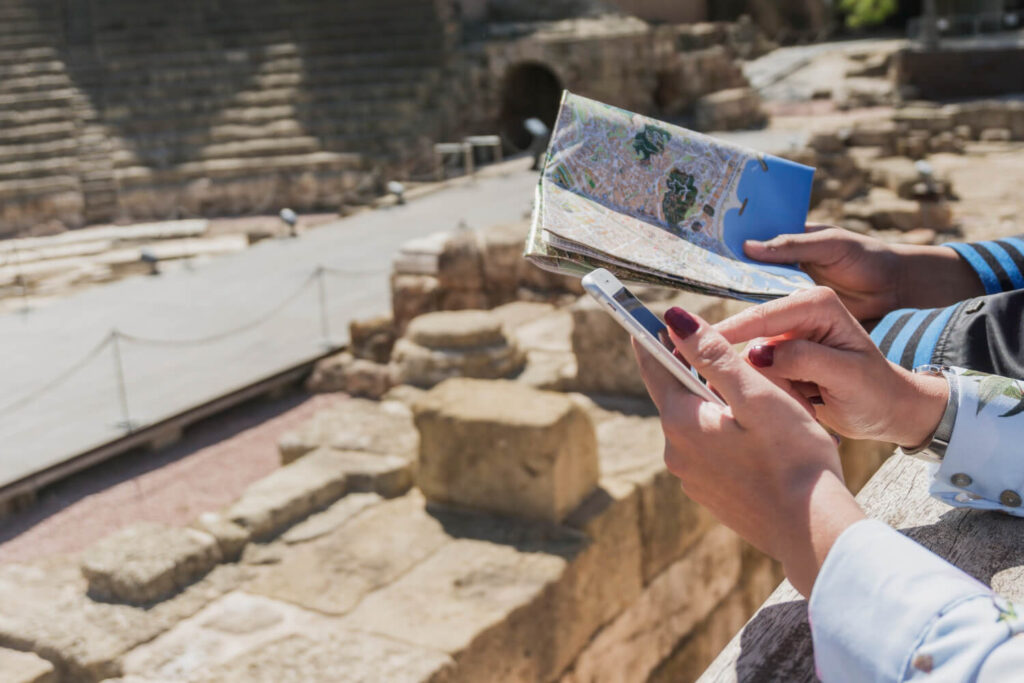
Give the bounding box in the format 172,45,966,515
809,395,825,405
664,307,700,339
748,344,775,368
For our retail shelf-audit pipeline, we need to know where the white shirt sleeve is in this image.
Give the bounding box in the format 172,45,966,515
809,519,1024,682
926,368,1024,516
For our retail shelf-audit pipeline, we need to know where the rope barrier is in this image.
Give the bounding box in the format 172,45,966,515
115,270,319,347
0,263,381,424
0,333,114,417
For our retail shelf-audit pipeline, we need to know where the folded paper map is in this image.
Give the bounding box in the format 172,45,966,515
525,91,816,301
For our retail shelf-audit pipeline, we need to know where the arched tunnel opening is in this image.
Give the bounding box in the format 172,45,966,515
498,62,563,151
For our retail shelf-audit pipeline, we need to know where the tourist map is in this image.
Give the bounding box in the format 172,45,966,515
525,92,816,301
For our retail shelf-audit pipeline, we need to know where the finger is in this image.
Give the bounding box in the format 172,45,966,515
715,287,863,348
745,338,858,394
663,307,777,418
632,338,702,419
743,226,848,265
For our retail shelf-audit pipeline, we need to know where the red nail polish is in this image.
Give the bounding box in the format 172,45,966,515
749,344,775,368
664,307,699,339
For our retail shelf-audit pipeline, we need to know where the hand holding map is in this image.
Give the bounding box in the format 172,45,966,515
525,91,817,301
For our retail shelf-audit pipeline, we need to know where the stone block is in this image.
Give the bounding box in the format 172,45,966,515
81,523,222,604
191,513,251,562
437,230,484,291
122,592,454,683
0,648,55,683
281,492,382,544
327,449,413,498
343,537,576,683
847,121,897,152
843,188,921,232
226,450,351,539
981,128,1012,143
245,492,451,615
348,313,395,363
479,221,529,304
414,379,599,523
564,525,743,683
406,310,506,349
391,273,440,334
277,397,417,465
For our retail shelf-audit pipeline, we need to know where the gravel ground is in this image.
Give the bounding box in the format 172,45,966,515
0,389,349,564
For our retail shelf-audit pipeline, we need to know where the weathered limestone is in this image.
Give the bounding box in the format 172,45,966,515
277,397,418,465
0,559,249,681
121,592,454,683
494,302,576,390
245,492,452,615
0,648,55,683
570,291,726,396
842,188,922,232
226,449,352,539
694,88,767,132
392,310,525,388
81,523,222,604
414,379,599,523
191,513,251,562
563,525,743,683
344,537,577,683
305,351,395,399
280,492,382,545
349,313,396,364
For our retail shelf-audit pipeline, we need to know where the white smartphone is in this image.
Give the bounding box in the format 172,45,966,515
581,268,725,405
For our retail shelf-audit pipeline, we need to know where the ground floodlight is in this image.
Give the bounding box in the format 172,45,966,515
387,180,406,205
279,208,298,237
140,249,160,276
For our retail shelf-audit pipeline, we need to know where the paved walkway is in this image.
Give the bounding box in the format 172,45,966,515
0,159,539,492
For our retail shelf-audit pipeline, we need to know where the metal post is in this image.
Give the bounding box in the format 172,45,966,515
110,330,134,433
316,267,332,349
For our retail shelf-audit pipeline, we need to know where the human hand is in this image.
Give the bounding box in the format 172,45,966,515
634,307,865,597
715,287,949,448
744,225,983,321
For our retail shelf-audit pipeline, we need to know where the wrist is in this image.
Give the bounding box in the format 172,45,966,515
894,244,984,309
889,369,950,449
778,469,866,597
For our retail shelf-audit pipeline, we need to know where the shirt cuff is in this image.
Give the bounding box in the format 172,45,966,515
944,238,1024,295
929,368,1024,517
809,519,990,682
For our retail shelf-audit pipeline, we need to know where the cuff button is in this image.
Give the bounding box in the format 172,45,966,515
950,473,973,487
1000,490,1022,508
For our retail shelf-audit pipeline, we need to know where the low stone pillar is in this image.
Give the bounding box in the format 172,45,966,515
413,378,598,523
391,310,525,388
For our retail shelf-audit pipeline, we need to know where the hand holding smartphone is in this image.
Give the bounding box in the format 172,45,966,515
582,269,725,406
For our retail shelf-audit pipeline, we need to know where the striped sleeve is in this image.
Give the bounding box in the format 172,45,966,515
870,304,958,369
945,236,1024,295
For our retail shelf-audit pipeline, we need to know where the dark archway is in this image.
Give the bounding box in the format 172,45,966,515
498,62,563,151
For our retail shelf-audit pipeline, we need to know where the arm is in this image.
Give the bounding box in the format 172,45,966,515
812,520,1024,682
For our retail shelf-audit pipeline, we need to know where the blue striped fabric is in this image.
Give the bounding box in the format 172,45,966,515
870,304,958,369
945,236,1024,295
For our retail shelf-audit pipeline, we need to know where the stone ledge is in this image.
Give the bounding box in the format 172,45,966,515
81,523,222,605
0,647,55,683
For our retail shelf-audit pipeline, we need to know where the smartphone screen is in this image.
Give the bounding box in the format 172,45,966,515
612,286,677,353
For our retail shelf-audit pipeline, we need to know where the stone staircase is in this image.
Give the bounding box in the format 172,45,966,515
0,0,457,234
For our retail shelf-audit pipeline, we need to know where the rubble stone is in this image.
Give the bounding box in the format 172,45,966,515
81,523,222,604
0,648,55,683
191,513,251,562
694,87,767,131
406,310,505,349
843,188,921,232
981,128,1012,143
281,492,382,545
391,273,441,334
414,378,599,523
304,351,394,398
226,450,352,539
348,314,396,363
277,397,417,465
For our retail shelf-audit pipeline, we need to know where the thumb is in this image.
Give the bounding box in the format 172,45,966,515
748,338,856,396
743,228,844,266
